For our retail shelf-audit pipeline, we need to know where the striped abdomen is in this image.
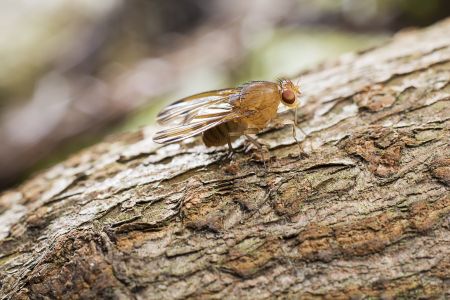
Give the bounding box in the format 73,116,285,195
202,121,246,147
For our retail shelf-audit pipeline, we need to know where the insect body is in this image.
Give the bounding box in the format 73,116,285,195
153,79,301,153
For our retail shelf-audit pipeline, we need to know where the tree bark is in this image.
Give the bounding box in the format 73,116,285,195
1,19,450,300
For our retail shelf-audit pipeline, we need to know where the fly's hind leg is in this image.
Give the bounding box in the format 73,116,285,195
225,132,235,160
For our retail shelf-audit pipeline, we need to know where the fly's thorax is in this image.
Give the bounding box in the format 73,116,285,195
239,81,280,108
238,81,281,128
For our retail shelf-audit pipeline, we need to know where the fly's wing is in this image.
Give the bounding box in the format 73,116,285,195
156,88,241,126
154,87,244,144
153,110,241,144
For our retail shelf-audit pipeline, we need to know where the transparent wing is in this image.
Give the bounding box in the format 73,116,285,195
153,111,241,144
156,88,241,125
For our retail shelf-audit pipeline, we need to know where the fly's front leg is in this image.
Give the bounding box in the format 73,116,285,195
271,118,308,157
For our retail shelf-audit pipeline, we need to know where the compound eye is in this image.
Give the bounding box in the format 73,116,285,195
282,90,296,104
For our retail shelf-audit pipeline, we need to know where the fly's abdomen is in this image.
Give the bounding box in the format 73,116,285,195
202,121,246,147
202,125,227,147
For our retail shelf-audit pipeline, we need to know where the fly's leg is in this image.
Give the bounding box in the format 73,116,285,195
243,132,270,169
236,128,265,152
272,118,308,158
229,129,269,167
245,134,266,169
225,132,235,160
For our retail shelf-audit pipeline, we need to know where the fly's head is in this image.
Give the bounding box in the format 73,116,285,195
279,78,301,109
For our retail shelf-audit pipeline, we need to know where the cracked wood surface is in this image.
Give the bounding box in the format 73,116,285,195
1,19,450,300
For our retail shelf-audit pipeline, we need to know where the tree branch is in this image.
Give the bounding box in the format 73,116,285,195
1,18,450,300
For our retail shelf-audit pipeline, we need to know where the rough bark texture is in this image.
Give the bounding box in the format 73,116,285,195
1,19,450,300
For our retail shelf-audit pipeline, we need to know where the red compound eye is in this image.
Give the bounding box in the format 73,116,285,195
282,90,295,104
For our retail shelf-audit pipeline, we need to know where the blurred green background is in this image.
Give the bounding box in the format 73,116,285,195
0,0,449,189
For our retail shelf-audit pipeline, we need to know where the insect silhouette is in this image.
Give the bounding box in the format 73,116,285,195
153,79,304,158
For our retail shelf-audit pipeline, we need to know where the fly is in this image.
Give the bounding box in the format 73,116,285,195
153,79,304,158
